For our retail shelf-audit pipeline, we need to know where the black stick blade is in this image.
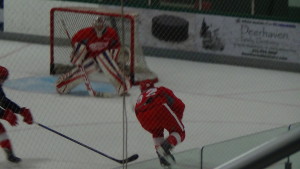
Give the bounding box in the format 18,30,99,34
117,154,139,164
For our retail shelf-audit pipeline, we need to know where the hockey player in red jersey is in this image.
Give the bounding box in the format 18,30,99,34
135,80,185,168
0,66,33,163
56,16,131,96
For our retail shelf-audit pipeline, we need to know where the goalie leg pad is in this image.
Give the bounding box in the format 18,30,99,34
56,58,98,94
110,48,121,61
56,69,83,94
71,42,88,66
82,58,101,74
95,50,131,95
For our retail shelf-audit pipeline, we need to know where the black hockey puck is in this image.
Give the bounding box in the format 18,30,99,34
152,15,189,42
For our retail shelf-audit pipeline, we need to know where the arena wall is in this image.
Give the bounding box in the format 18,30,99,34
2,0,300,72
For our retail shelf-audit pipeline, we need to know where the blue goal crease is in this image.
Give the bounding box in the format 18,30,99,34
4,76,116,96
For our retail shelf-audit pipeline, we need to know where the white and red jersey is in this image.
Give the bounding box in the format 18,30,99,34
135,86,185,116
71,27,121,59
135,86,185,146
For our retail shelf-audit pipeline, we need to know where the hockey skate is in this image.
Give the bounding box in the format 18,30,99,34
4,148,21,163
156,151,175,169
156,141,176,168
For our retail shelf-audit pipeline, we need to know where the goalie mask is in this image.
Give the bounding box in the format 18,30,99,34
93,16,105,33
0,66,9,81
140,79,154,92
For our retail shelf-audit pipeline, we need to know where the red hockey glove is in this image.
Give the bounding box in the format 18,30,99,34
20,108,33,125
2,109,18,126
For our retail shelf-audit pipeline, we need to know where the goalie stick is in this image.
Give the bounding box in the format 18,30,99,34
35,122,139,164
61,19,116,98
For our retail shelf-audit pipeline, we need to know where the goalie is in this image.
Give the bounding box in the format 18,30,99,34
56,17,131,96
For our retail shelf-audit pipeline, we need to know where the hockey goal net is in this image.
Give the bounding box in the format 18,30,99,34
50,7,158,85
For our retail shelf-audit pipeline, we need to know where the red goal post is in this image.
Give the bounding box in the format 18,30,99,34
50,7,158,85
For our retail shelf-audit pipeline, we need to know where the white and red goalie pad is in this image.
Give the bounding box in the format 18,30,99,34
95,50,131,95
71,42,88,66
56,58,99,94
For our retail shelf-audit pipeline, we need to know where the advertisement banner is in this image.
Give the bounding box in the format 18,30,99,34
195,15,300,63
127,7,300,63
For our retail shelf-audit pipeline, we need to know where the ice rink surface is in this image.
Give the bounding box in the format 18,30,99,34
0,40,300,169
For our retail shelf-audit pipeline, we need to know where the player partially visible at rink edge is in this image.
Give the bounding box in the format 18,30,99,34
135,80,185,168
56,16,131,96
0,66,34,163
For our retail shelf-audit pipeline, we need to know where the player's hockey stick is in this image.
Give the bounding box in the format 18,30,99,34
35,122,139,164
60,19,115,98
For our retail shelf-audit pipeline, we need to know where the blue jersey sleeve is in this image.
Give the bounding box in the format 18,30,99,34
0,85,21,114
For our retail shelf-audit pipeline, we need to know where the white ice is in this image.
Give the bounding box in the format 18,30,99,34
0,40,300,169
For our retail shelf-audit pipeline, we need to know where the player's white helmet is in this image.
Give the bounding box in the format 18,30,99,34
93,16,105,32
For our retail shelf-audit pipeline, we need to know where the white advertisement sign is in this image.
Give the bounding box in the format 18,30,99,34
130,8,300,63
195,16,300,63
